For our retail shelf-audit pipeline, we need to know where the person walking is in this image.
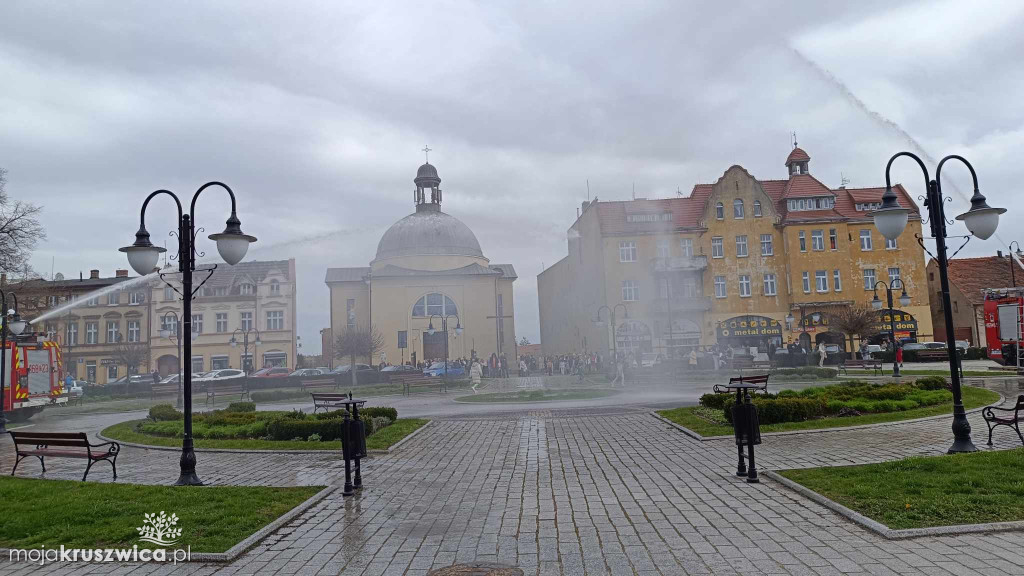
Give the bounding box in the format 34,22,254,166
469,359,482,392
817,342,827,367
688,348,698,371
895,341,904,368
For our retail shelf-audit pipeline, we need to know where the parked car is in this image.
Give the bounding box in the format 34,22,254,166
381,364,419,373
289,368,323,377
423,362,465,377
252,367,291,378
640,353,663,368
195,369,245,382
923,341,947,349
68,382,84,398
158,373,204,385
864,344,883,354
331,363,372,374
955,340,970,351
108,375,151,386
903,342,927,351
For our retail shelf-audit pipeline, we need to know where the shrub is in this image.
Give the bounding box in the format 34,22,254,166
148,404,182,422
250,389,307,403
915,376,948,390
314,406,398,422
307,433,322,442
267,417,343,441
226,401,256,413
699,393,733,410
964,347,987,360
371,416,392,434
724,397,827,425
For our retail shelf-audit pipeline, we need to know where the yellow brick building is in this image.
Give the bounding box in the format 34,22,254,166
538,146,933,358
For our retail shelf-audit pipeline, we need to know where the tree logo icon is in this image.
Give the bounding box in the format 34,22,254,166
136,512,182,547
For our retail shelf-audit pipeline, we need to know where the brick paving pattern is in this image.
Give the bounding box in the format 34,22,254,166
3,384,1024,574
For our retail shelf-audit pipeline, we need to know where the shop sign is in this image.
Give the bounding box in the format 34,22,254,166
874,309,918,334
718,315,782,338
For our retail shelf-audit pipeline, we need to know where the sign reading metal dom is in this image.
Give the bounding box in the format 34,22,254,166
718,315,783,338
873,309,918,334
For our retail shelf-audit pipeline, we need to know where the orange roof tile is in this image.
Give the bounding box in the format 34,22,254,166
942,256,1024,306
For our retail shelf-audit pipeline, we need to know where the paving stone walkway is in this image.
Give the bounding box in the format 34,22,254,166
4,386,1024,574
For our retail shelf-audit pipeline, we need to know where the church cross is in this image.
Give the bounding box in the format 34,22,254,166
422,145,432,163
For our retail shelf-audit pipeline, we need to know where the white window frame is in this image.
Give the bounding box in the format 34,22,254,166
106,321,119,343
127,320,140,342
753,200,762,218
164,286,174,301
738,275,751,297
735,235,748,258
215,313,228,333
192,314,203,334
815,270,828,293
86,322,98,345
760,234,773,256
270,280,281,295
833,270,842,292
886,237,898,250
811,230,824,251
860,229,873,251
888,267,901,284
733,199,744,219
656,240,670,259
240,311,253,331
239,283,254,296
267,310,284,330
67,323,78,346
802,272,810,293
715,202,724,220
679,238,693,258
763,273,777,296
863,268,876,290
621,280,639,302
711,237,723,259
829,228,837,250
107,292,119,306
619,241,637,262
713,276,726,298
798,230,806,252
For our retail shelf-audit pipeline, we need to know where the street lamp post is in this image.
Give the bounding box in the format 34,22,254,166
873,152,1005,453
426,314,462,377
871,280,911,377
1009,241,1022,286
0,292,27,434
593,303,628,367
120,182,257,485
230,327,262,375
160,311,198,409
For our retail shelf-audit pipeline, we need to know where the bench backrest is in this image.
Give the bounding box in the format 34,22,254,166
728,374,769,385
311,393,350,401
208,381,246,391
10,431,89,448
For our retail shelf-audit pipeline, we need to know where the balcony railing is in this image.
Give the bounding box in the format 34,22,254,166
649,296,712,315
650,255,708,273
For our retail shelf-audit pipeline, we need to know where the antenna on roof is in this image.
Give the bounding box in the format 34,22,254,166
586,179,590,202
840,172,850,187
677,186,682,196
791,132,798,149
632,181,635,200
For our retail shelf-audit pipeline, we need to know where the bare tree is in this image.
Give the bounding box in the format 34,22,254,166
334,325,385,387
519,337,531,346
111,341,151,378
828,306,878,356
0,168,45,275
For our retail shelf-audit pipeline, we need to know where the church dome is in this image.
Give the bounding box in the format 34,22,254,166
374,209,484,262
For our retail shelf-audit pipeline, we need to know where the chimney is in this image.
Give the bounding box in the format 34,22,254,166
90,269,100,279
0,273,5,286
581,200,590,212
115,269,129,278
998,250,1004,258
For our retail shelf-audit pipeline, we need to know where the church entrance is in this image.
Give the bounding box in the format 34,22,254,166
423,331,447,362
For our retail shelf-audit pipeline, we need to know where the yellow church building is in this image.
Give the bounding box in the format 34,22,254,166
326,160,517,367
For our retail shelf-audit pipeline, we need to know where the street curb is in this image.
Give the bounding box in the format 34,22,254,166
187,484,336,562
97,420,433,456
650,391,1005,442
764,471,1024,539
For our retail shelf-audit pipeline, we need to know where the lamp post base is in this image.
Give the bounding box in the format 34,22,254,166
175,439,204,486
948,403,978,454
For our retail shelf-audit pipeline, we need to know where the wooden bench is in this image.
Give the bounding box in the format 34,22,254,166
838,358,883,375
299,376,338,392
982,394,1024,446
311,392,355,413
752,358,774,370
205,381,249,405
916,349,950,362
10,431,119,481
390,373,445,396
151,383,179,399
714,373,770,394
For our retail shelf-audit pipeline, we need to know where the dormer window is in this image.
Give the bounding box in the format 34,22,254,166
787,196,834,212
625,212,672,223
270,280,280,295
239,283,254,296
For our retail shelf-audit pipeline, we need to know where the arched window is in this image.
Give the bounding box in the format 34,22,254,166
412,293,458,317
753,200,762,217
733,199,744,219
715,202,724,219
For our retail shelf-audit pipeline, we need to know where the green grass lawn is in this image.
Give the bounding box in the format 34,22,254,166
455,388,618,403
0,476,321,552
779,448,1024,529
102,418,429,451
657,386,1001,437
842,369,1003,377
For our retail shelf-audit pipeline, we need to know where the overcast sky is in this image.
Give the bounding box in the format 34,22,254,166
2,1,1022,354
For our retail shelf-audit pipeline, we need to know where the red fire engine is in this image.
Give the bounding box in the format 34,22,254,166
2,336,65,421
983,287,1024,366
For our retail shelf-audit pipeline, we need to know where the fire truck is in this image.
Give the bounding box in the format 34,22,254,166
2,336,65,422
983,287,1024,367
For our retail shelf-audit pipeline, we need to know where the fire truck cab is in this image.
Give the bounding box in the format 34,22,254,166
2,336,65,422
983,287,1024,367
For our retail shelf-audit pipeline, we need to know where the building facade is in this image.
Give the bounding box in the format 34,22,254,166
539,146,934,358
6,269,154,384
149,259,298,376
926,254,1024,347
326,161,517,367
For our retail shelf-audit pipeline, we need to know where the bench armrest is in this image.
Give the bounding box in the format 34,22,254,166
89,440,121,455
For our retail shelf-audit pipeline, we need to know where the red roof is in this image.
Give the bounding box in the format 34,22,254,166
786,147,810,165
941,256,1024,306
782,174,834,198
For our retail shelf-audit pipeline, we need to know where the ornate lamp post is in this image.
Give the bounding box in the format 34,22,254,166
0,292,27,433
120,182,257,485
1008,241,1022,286
230,327,262,374
593,303,628,364
426,314,462,376
873,152,1005,453
160,311,198,409
871,279,911,377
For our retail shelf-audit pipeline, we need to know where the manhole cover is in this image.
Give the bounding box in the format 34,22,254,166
428,564,523,576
